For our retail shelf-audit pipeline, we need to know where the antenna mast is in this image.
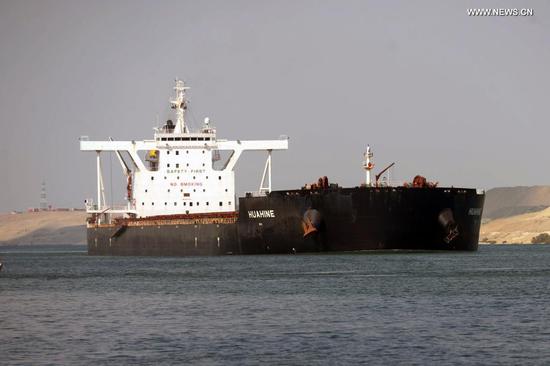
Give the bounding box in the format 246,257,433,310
362,145,374,186
170,79,190,134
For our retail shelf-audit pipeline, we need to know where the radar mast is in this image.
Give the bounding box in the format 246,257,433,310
170,79,190,134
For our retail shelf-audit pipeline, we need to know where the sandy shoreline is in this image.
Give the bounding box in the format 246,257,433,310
0,211,86,246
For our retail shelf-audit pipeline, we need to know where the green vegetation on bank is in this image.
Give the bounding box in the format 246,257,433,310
531,233,550,244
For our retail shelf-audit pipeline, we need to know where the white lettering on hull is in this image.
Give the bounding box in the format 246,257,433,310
468,208,482,216
248,210,275,218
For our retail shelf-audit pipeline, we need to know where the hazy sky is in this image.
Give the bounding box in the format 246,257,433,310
1,0,549,211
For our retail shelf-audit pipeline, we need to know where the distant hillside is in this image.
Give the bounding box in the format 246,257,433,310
480,207,550,244
483,186,550,219
0,211,86,245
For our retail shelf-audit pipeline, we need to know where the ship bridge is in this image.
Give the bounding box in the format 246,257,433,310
80,79,288,223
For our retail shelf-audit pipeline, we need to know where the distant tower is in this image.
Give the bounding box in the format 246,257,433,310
40,180,48,210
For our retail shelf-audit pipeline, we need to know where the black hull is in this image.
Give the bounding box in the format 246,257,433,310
88,187,484,256
88,222,238,256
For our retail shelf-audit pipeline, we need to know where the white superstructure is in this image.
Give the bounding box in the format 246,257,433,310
81,79,288,220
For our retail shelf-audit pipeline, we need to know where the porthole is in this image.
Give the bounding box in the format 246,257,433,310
190,202,193,207
218,176,221,180
164,176,167,180
176,151,179,155
206,202,209,206
176,163,179,168
145,189,148,193
151,177,154,181
174,202,177,206
177,176,180,180
142,202,144,206
186,150,189,154
168,189,170,192
167,163,170,168
219,202,223,206
152,202,155,206
164,202,167,206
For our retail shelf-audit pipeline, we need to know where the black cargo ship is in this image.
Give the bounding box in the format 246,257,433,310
88,185,484,255
82,80,484,256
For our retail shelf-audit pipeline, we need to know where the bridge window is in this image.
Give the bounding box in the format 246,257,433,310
161,138,167,141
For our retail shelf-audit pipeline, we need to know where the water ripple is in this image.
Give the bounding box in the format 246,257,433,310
1,244,550,365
